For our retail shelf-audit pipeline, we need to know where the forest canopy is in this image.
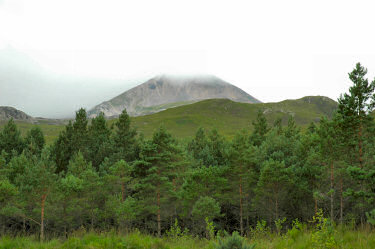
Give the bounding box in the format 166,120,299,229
1,63,375,242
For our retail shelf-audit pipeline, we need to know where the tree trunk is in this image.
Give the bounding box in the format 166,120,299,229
359,123,363,169
40,194,47,242
246,216,249,236
275,196,279,221
91,213,94,231
121,181,125,202
340,178,343,224
63,203,68,238
157,169,161,237
330,162,334,221
315,198,318,216
239,175,243,236
23,217,26,234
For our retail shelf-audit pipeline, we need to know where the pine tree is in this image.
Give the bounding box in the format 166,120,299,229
337,62,375,168
15,148,57,241
207,129,228,167
256,158,290,221
285,115,300,139
134,126,182,237
0,119,25,162
52,108,90,173
187,127,211,165
87,113,111,169
111,109,137,162
109,160,132,202
317,117,343,221
51,121,74,173
337,63,375,224
72,108,89,154
251,110,270,146
228,130,257,235
25,126,45,157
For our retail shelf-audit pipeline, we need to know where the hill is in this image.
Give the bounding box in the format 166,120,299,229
0,106,35,122
0,96,337,142
128,96,337,138
88,74,260,117
0,106,68,143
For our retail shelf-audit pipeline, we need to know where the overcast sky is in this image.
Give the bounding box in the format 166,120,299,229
1,0,375,118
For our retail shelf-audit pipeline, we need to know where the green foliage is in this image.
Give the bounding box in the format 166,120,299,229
311,209,337,249
166,218,190,240
205,217,216,240
0,178,18,204
0,119,25,162
112,109,137,162
249,220,269,239
87,112,111,170
3,63,375,243
251,109,270,146
192,196,221,222
24,126,45,157
286,219,304,242
3,230,375,249
216,231,255,249
365,209,375,226
68,151,93,177
274,217,286,235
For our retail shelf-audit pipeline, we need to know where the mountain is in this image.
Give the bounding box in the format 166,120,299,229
0,106,35,122
88,74,261,117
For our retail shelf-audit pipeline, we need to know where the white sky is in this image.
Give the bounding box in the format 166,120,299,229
1,0,375,117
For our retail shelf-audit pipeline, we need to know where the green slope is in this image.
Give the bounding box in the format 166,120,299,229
128,96,337,138
0,96,338,142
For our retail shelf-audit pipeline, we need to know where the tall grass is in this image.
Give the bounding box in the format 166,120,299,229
1,228,375,249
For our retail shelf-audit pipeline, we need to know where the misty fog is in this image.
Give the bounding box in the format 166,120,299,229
0,48,142,118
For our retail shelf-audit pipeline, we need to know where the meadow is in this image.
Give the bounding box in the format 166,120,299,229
1,227,375,249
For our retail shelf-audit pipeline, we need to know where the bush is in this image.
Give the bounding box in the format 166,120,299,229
366,209,375,226
311,209,337,249
286,219,303,241
249,220,269,239
275,217,286,235
216,232,255,249
166,218,190,240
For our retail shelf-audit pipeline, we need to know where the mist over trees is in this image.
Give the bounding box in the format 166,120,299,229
1,63,375,240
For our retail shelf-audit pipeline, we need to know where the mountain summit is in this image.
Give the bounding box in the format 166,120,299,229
88,74,260,117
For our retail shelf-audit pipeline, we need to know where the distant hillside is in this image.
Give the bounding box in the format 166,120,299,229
0,106,69,124
0,106,67,144
1,96,338,142
88,74,260,117
0,106,35,122
127,95,338,138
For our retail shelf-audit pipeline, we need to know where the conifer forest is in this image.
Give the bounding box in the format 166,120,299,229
2,63,375,248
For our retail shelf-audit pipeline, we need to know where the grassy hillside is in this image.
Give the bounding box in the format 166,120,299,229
128,96,337,138
0,96,337,142
0,121,65,144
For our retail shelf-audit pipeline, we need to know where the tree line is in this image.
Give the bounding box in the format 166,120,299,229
1,63,375,240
